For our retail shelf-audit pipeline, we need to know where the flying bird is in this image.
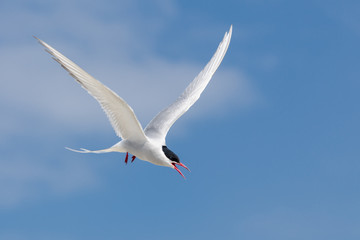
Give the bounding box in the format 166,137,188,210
35,26,232,178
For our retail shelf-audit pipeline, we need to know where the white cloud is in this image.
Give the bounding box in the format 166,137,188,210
0,0,257,138
0,44,255,136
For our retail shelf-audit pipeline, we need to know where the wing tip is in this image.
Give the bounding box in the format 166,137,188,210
33,35,44,44
34,36,52,52
227,25,233,40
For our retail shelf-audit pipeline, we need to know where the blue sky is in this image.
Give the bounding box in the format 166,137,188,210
1,0,360,239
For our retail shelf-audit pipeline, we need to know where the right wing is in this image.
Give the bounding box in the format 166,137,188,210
35,37,147,143
144,26,232,145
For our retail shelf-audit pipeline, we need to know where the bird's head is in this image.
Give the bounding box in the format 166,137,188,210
162,146,190,178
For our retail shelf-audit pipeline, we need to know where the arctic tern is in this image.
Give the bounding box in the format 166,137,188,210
35,25,232,178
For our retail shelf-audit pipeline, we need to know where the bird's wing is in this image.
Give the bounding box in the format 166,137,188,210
144,26,232,144
35,37,147,143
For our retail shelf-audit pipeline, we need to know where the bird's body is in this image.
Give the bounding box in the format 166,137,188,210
114,139,172,167
36,26,232,178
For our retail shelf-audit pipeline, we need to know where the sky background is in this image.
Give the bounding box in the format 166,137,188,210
1,0,360,239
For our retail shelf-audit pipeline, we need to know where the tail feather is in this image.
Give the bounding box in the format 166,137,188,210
65,147,117,154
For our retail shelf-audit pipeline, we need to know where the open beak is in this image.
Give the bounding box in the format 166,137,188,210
171,162,191,179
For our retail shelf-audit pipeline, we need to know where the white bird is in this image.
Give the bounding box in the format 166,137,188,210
35,26,232,178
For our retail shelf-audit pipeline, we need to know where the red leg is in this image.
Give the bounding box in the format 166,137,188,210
125,152,129,164
131,155,136,163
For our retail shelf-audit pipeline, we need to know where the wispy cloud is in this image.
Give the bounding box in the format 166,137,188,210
0,1,258,138
238,207,360,239
0,153,97,208
322,1,360,36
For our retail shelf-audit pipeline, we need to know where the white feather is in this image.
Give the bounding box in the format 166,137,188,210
144,25,233,144
34,37,147,143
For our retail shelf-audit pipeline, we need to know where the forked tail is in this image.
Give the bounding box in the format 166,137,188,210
66,141,126,154
66,146,119,154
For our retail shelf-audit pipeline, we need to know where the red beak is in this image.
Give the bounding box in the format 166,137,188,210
172,162,190,179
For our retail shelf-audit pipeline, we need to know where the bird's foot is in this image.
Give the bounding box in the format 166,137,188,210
125,152,136,164
125,152,129,164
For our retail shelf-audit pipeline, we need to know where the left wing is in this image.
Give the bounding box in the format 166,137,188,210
35,37,147,143
144,25,232,144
